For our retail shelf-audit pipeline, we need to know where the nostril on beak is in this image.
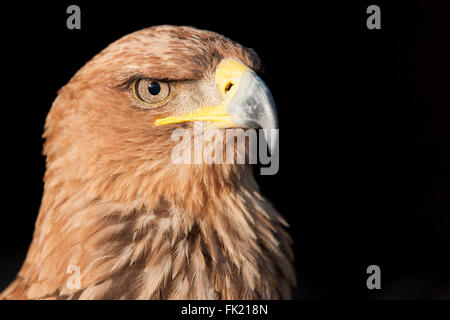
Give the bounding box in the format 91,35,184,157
224,82,234,92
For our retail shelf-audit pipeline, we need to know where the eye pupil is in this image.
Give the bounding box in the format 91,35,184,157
134,79,171,107
148,82,161,95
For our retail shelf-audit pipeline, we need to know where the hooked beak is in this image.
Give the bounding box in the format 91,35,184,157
155,59,278,152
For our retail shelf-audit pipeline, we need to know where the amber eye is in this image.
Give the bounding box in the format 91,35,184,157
133,79,172,106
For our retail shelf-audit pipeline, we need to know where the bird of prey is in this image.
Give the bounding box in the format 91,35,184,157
1,25,295,300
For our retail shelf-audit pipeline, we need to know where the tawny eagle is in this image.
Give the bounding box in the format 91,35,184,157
1,25,295,300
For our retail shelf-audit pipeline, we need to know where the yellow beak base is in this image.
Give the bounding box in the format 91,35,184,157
155,59,249,128
154,104,235,128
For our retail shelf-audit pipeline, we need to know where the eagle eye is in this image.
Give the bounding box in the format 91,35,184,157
132,79,173,107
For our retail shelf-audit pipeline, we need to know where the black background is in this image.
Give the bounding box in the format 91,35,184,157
1,0,450,300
